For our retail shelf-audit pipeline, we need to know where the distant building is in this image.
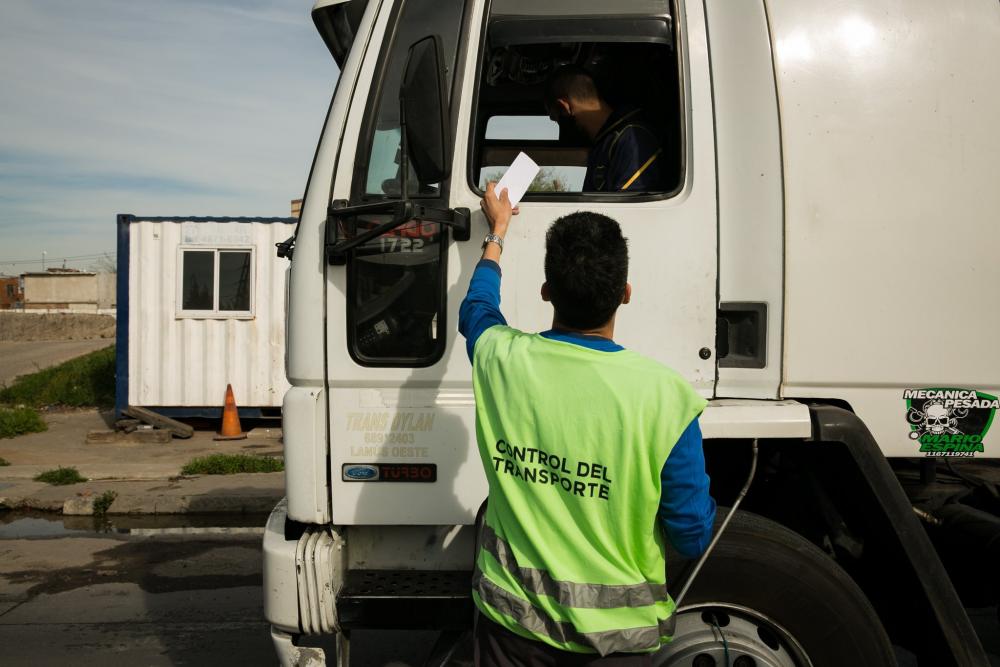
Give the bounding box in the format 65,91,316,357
291,198,302,219
0,276,23,309
21,268,115,311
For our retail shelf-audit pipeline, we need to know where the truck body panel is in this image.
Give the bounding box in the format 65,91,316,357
773,0,1000,456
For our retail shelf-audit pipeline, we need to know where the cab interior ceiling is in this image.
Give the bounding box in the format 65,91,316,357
477,15,679,174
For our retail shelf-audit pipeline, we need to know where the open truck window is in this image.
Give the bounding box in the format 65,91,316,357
469,1,682,198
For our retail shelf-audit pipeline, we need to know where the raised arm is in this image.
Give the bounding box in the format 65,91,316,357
458,183,516,362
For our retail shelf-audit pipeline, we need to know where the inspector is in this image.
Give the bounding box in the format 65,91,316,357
458,184,716,664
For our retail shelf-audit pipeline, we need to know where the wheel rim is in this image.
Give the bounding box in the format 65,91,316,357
653,602,813,667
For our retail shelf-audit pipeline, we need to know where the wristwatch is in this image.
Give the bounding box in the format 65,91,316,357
482,233,504,252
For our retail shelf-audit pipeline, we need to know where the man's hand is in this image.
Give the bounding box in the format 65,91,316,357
481,182,519,238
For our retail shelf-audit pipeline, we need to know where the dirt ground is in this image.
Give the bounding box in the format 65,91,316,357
0,312,115,342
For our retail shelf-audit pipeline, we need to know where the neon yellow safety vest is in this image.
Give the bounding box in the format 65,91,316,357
471,326,706,655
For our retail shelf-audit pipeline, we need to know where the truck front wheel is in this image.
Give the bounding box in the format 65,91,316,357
658,511,896,667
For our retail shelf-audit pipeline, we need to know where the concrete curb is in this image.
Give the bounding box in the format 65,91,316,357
0,465,184,481
0,472,284,515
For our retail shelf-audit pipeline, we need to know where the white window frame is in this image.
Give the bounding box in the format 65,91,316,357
176,245,256,319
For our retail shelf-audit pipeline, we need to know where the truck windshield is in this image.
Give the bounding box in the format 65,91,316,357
359,0,466,198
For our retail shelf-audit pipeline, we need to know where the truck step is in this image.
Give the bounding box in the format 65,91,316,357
340,569,472,599
338,570,473,630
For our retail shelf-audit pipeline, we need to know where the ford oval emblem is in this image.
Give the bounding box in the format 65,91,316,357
343,464,379,481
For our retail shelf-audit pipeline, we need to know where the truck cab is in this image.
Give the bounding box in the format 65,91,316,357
265,0,1000,665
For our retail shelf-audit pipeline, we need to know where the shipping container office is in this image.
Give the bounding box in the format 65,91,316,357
115,215,296,418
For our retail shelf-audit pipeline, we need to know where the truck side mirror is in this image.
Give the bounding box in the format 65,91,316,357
400,36,450,186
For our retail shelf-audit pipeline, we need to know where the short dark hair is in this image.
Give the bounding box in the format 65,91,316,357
544,212,629,330
543,65,600,106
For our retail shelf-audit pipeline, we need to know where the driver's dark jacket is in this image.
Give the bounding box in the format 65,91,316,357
583,106,665,192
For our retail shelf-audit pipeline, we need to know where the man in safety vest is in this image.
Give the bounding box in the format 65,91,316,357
459,183,716,665
544,66,666,192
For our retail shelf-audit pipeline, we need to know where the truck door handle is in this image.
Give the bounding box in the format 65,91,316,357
717,302,767,369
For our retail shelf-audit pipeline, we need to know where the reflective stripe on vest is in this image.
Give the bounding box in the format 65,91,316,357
473,569,674,656
480,523,668,609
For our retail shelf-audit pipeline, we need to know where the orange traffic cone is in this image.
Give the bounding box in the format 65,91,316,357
214,384,247,441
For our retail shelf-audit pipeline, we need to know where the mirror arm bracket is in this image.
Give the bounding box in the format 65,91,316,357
325,200,471,265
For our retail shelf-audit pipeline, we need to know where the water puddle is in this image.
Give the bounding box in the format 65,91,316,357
0,509,268,538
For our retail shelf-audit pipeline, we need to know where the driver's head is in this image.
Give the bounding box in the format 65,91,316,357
543,212,630,330
544,65,603,127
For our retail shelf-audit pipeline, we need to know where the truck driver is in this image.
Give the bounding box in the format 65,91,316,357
543,65,666,193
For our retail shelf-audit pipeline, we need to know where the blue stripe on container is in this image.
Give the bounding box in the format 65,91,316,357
115,214,132,419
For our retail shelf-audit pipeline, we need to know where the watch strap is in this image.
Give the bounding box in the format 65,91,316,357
483,233,504,251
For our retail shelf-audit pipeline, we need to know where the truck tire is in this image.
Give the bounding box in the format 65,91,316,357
659,510,896,667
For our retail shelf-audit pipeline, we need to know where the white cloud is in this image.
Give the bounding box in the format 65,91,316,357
0,0,337,273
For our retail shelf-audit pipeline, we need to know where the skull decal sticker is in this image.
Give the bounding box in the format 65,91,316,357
904,388,999,457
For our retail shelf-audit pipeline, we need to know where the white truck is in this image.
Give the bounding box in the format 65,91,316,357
264,0,1000,664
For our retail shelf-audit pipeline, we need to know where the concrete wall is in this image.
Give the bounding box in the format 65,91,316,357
22,272,116,310
96,272,116,308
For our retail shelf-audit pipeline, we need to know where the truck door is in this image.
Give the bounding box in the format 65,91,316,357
452,2,717,383
324,0,717,526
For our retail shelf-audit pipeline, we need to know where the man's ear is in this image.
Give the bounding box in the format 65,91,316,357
541,282,551,302
557,98,572,116
622,283,632,305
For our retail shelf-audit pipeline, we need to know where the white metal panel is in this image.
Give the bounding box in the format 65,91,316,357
128,219,295,408
700,400,810,440
768,0,1000,456
284,385,330,523
706,0,784,399
263,499,301,633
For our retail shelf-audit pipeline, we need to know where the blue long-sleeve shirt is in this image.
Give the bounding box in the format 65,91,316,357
458,259,716,558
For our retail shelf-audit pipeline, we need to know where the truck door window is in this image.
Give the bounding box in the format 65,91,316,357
346,0,468,367
469,2,682,199
478,116,587,192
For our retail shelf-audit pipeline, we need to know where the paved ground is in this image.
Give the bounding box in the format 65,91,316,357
0,523,996,666
0,339,113,387
0,527,440,666
0,409,282,480
0,409,284,514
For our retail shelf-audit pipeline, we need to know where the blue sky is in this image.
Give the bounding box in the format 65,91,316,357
0,0,336,274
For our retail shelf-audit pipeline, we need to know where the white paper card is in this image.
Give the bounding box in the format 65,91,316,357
494,152,540,207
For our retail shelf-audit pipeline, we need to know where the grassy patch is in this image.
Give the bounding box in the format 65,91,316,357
93,490,117,516
0,457,9,466
0,406,48,439
34,466,86,485
181,454,283,475
0,346,115,408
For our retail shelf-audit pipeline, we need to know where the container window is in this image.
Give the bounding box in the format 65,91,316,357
181,251,214,311
219,251,252,311
178,248,254,318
